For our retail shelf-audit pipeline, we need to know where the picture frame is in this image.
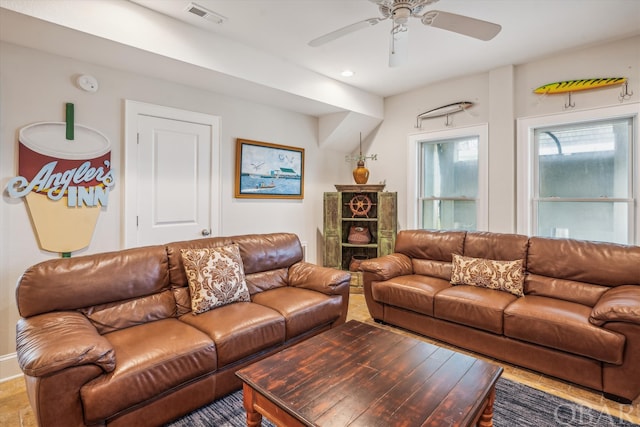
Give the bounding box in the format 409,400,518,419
235,138,305,199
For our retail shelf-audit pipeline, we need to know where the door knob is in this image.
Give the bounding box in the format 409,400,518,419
201,229,211,236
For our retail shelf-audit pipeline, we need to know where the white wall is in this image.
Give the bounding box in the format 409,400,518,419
0,42,350,379
368,35,640,233
2,34,639,381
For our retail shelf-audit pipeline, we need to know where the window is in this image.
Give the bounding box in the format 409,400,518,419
408,125,488,230
517,103,639,244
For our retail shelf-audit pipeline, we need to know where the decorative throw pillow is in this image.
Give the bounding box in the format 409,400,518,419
450,254,524,297
181,244,250,314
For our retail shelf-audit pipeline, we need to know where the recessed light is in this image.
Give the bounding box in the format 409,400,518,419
341,70,355,77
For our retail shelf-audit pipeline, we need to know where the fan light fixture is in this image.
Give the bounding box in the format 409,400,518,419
308,0,501,68
392,5,411,24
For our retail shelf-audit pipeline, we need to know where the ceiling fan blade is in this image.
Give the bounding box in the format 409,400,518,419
308,17,384,47
389,25,408,68
421,10,501,41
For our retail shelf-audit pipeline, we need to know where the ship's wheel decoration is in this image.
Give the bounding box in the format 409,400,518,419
349,194,372,217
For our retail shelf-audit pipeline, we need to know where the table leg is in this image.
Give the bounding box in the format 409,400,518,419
242,383,263,427
478,386,496,427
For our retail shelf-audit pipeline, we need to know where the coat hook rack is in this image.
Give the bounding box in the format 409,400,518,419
619,80,633,101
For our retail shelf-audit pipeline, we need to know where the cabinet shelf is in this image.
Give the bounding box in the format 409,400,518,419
323,190,397,275
341,243,378,248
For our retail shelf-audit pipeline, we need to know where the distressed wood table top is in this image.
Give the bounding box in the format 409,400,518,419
236,320,502,427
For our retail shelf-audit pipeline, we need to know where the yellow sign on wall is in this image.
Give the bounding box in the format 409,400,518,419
6,105,114,254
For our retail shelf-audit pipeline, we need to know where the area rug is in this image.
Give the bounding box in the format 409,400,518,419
165,378,638,427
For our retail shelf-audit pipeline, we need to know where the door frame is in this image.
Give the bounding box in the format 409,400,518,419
123,100,221,248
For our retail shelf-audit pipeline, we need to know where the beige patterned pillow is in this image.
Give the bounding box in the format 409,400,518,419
181,244,250,314
450,254,524,297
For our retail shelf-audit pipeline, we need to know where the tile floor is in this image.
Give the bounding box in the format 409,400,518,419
1,293,638,426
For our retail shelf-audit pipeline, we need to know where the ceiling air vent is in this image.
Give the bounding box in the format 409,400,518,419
185,3,227,24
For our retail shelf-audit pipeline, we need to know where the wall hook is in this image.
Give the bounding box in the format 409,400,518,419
619,80,633,101
564,92,575,109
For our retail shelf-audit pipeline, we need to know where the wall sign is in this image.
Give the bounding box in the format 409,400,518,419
6,103,114,254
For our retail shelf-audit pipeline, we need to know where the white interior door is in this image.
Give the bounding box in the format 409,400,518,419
124,101,220,248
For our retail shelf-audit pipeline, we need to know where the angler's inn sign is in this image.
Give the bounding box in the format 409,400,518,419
6,111,114,254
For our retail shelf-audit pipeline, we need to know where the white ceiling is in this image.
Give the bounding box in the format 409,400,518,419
1,0,639,150
130,0,640,98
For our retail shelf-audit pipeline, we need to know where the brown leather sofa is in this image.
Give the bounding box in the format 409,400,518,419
361,230,640,403
15,232,351,427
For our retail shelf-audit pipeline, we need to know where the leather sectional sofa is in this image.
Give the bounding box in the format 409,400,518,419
360,230,640,403
15,232,350,427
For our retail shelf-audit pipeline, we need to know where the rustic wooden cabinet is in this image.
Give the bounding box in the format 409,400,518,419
323,185,397,273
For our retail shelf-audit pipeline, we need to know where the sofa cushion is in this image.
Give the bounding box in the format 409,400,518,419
360,253,413,281
412,259,452,281
434,286,518,334
173,287,192,317
180,302,285,367
525,274,609,307
245,268,289,295
394,229,465,262
80,318,216,424
450,254,524,297
166,237,234,288
17,245,170,318
527,237,640,287
181,244,250,314
251,287,342,339
590,285,640,326
16,312,115,377
232,232,303,275
81,290,176,334
463,231,529,267
372,275,452,316
504,295,625,364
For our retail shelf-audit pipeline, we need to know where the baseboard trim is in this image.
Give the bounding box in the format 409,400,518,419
0,352,22,383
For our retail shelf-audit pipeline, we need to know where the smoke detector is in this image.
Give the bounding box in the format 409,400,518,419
185,2,227,24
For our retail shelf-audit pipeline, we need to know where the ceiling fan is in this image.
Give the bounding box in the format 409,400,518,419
308,0,502,67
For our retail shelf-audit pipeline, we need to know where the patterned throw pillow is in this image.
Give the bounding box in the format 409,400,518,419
181,244,250,314
450,254,524,297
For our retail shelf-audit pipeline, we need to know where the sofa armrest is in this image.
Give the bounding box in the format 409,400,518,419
16,311,116,377
288,262,351,295
590,285,640,326
360,253,413,281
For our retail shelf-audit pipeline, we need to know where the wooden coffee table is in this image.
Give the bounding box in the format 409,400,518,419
236,320,503,427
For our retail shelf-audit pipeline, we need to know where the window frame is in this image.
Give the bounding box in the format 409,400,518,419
407,124,488,230
517,102,640,244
